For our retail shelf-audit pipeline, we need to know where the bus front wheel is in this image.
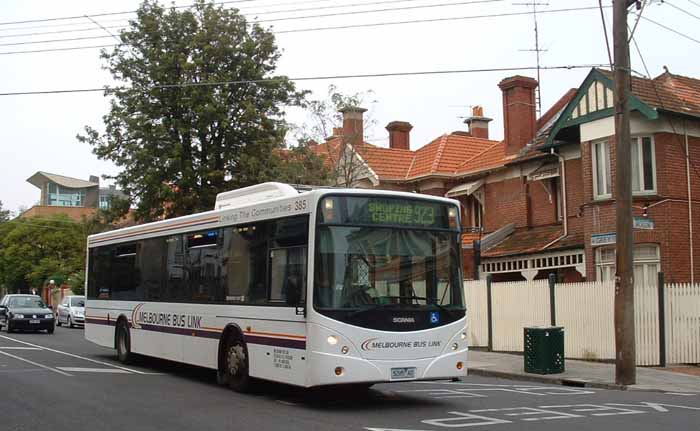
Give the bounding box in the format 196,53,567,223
221,335,251,393
116,320,133,364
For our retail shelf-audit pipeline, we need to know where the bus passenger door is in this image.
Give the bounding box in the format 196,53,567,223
252,246,307,386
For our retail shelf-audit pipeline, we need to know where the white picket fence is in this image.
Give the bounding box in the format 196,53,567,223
464,279,700,366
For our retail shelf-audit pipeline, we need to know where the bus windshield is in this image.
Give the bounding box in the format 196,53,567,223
314,196,464,330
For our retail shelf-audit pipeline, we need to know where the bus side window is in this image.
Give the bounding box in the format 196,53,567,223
185,230,222,302
165,235,188,302
269,247,307,305
138,237,166,301
223,224,265,304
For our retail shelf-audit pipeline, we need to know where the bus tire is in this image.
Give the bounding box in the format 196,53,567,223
221,334,251,393
116,319,133,364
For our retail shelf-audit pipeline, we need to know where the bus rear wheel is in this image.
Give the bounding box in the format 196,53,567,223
116,320,133,364
222,335,251,393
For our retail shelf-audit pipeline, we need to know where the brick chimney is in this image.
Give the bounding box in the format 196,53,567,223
386,121,413,150
463,106,492,139
339,106,367,147
498,76,538,156
340,106,367,146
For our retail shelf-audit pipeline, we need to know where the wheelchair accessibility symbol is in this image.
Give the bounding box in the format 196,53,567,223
430,311,440,324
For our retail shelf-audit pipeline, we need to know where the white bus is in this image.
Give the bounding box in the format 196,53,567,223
85,183,467,391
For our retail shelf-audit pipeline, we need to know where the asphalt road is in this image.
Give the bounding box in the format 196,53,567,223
0,326,699,431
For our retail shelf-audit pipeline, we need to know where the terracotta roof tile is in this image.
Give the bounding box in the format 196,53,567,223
599,69,700,118
482,225,584,258
482,225,563,258
454,141,506,176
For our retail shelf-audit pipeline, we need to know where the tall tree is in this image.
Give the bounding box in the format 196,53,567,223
79,0,305,221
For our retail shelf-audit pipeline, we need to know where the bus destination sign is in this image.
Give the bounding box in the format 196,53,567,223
327,197,453,229
367,201,436,227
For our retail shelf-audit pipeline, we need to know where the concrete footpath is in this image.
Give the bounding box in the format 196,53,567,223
468,349,700,393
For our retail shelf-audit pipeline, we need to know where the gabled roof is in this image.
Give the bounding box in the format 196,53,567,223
27,171,98,189
314,131,500,182
407,133,497,178
542,67,700,150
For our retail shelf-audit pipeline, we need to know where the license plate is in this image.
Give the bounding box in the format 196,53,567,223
29,319,40,324
390,367,416,380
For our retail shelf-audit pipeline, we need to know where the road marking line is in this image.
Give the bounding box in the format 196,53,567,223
0,347,42,350
664,392,698,396
0,349,72,376
57,367,131,374
0,334,150,375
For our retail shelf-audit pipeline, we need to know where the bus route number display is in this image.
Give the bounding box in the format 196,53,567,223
367,201,436,227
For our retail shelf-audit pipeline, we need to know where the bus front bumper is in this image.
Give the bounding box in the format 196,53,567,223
306,348,468,387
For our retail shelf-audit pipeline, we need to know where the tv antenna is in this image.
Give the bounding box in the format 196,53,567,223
514,2,548,115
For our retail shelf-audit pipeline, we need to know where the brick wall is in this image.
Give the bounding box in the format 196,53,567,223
577,131,700,283
483,177,528,232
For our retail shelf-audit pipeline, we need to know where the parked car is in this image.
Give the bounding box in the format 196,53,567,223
56,295,85,328
0,294,55,334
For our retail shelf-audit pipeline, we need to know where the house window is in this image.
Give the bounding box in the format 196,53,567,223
631,136,656,194
467,196,483,230
596,244,660,286
592,140,612,199
552,177,563,221
47,182,86,207
99,195,110,210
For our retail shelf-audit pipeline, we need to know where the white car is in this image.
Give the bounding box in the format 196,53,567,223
56,295,85,328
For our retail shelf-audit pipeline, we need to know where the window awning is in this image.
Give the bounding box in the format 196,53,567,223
446,179,484,197
527,163,560,182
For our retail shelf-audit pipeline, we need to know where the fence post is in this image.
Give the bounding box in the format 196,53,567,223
548,273,557,326
657,272,666,367
486,274,493,352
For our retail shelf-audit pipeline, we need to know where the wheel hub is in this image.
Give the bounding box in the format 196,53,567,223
227,344,245,376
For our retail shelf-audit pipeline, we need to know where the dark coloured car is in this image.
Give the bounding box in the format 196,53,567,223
0,294,55,334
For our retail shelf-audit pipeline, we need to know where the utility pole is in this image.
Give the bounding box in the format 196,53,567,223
613,0,638,385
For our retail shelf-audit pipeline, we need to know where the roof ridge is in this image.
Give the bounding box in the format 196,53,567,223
430,134,449,174
405,152,418,180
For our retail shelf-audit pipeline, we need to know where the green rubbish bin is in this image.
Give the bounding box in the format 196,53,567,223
524,326,565,374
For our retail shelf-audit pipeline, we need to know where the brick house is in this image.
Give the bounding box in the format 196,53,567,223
310,68,700,284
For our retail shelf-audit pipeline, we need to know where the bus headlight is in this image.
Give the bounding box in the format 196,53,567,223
341,346,349,355
461,332,467,340
452,343,459,351
448,207,458,229
327,335,338,346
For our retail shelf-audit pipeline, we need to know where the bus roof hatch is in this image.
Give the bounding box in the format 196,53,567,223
214,182,299,210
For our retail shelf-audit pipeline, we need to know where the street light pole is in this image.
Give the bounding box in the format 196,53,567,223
613,0,637,385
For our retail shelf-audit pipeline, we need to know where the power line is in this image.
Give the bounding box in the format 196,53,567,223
687,0,700,9
0,0,503,47
635,12,700,44
0,44,115,56
0,0,462,39
598,0,613,69
0,0,258,26
0,0,342,33
0,64,606,97
0,6,608,55
665,0,700,21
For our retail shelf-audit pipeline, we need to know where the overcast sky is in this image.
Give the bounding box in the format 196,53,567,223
0,0,697,214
